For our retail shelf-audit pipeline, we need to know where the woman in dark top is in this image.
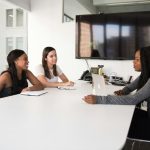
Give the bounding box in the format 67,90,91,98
0,49,44,98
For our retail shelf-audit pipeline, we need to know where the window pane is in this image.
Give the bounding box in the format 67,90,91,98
106,24,119,58
6,37,13,55
92,25,104,57
121,25,136,58
16,37,23,49
6,9,13,27
16,8,23,26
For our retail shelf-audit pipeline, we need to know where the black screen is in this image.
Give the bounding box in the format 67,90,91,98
76,12,150,60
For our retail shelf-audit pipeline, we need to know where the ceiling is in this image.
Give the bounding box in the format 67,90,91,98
75,0,150,14
92,0,150,6
64,0,150,21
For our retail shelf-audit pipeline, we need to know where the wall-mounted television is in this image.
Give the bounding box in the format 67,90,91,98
76,12,150,60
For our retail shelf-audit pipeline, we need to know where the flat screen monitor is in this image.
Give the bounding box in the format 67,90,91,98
76,12,150,60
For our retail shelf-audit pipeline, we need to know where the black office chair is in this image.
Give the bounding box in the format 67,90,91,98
122,101,150,150
122,138,150,150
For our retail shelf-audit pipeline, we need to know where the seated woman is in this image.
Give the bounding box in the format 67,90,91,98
83,46,150,141
35,47,74,88
0,49,44,98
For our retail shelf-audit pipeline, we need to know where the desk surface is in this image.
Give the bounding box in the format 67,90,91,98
0,81,135,150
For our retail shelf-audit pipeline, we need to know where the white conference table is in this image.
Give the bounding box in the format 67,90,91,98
0,80,135,150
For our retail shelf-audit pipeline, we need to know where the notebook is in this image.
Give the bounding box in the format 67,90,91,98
92,73,107,96
20,91,48,96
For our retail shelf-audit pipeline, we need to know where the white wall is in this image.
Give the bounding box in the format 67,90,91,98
28,0,140,81
7,0,30,10
0,4,7,73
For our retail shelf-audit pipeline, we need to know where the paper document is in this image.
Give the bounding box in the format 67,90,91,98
20,91,48,96
57,86,76,90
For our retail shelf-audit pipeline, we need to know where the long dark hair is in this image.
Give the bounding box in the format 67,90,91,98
6,49,26,92
42,47,57,79
137,46,150,90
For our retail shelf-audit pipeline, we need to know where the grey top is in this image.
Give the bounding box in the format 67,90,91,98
96,76,150,105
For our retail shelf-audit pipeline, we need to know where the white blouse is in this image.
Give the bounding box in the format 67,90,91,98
35,64,63,82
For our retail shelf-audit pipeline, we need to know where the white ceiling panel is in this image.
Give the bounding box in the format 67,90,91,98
93,0,150,6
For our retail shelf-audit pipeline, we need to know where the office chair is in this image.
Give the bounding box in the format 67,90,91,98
122,106,150,150
122,137,150,150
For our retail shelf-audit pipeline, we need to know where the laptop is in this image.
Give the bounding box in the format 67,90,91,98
92,73,107,96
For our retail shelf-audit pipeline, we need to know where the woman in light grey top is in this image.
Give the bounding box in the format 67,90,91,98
83,46,150,141
83,47,150,107
95,76,150,105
